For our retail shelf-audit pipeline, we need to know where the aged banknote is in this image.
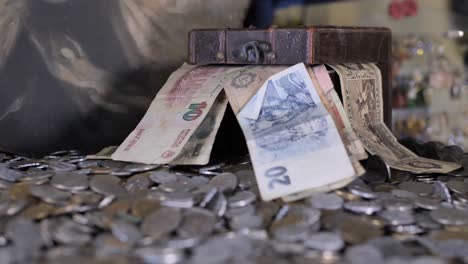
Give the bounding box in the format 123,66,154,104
281,66,365,202
312,65,368,161
112,64,230,165
234,63,355,201
330,63,460,174
86,146,118,160
170,93,228,165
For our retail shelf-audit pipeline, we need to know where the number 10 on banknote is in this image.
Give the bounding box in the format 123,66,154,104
236,63,355,201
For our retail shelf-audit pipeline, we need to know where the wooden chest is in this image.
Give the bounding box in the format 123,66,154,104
187,26,392,126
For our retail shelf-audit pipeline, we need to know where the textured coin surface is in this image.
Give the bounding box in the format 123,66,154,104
29,184,71,204
344,201,382,215
309,193,344,210
227,190,256,208
141,207,182,238
430,207,468,226
304,232,344,251
209,172,238,193
89,175,126,197
51,172,89,191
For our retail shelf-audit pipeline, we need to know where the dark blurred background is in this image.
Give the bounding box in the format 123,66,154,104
0,0,467,156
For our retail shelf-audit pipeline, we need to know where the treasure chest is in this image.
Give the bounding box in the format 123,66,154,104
187,26,392,126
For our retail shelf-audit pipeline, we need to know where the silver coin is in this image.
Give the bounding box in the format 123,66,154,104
135,246,185,264
391,189,417,199
199,187,218,208
124,163,160,173
29,184,71,204
93,233,131,258
345,245,383,264
227,190,256,208
208,191,228,217
5,217,43,250
344,201,382,215
235,170,256,189
50,172,89,191
399,181,433,196
178,208,216,237
124,173,151,193
433,181,452,203
209,172,238,193
191,236,235,264
149,169,178,184
89,175,126,197
20,171,55,182
410,256,446,264
391,224,424,235
429,207,468,226
159,181,196,193
379,197,414,211
161,191,195,208
229,213,263,230
0,165,25,182
76,160,100,169
141,207,182,238
274,224,310,242
165,236,201,249
379,210,415,225
110,220,142,245
52,220,92,246
48,161,77,172
431,239,468,259
190,176,210,187
304,232,344,251
225,204,256,219
110,171,133,177
348,185,378,199
446,180,468,194
309,193,343,210
413,197,440,210
414,213,441,230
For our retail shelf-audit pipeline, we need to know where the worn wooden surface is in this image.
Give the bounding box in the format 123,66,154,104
188,26,392,127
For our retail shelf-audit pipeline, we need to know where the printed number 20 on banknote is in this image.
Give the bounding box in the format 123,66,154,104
237,63,355,201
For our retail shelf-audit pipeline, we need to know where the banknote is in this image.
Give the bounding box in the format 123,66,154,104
86,146,118,160
222,66,287,114
308,67,365,175
330,63,461,174
281,66,365,202
170,93,228,165
112,64,230,165
311,65,368,161
235,63,355,201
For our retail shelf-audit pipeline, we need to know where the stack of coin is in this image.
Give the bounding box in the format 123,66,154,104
0,142,467,263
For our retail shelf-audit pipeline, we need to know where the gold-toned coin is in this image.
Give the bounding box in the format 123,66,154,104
52,204,79,216
87,167,114,174
131,199,160,219
104,199,131,216
20,202,54,220
9,182,33,201
70,192,102,206
256,201,280,226
371,183,397,192
334,190,360,201
270,211,305,233
430,229,468,241
444,225,468,233
339,216,383,244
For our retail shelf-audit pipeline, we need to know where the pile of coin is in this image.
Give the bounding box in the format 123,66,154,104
0,140,467,264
